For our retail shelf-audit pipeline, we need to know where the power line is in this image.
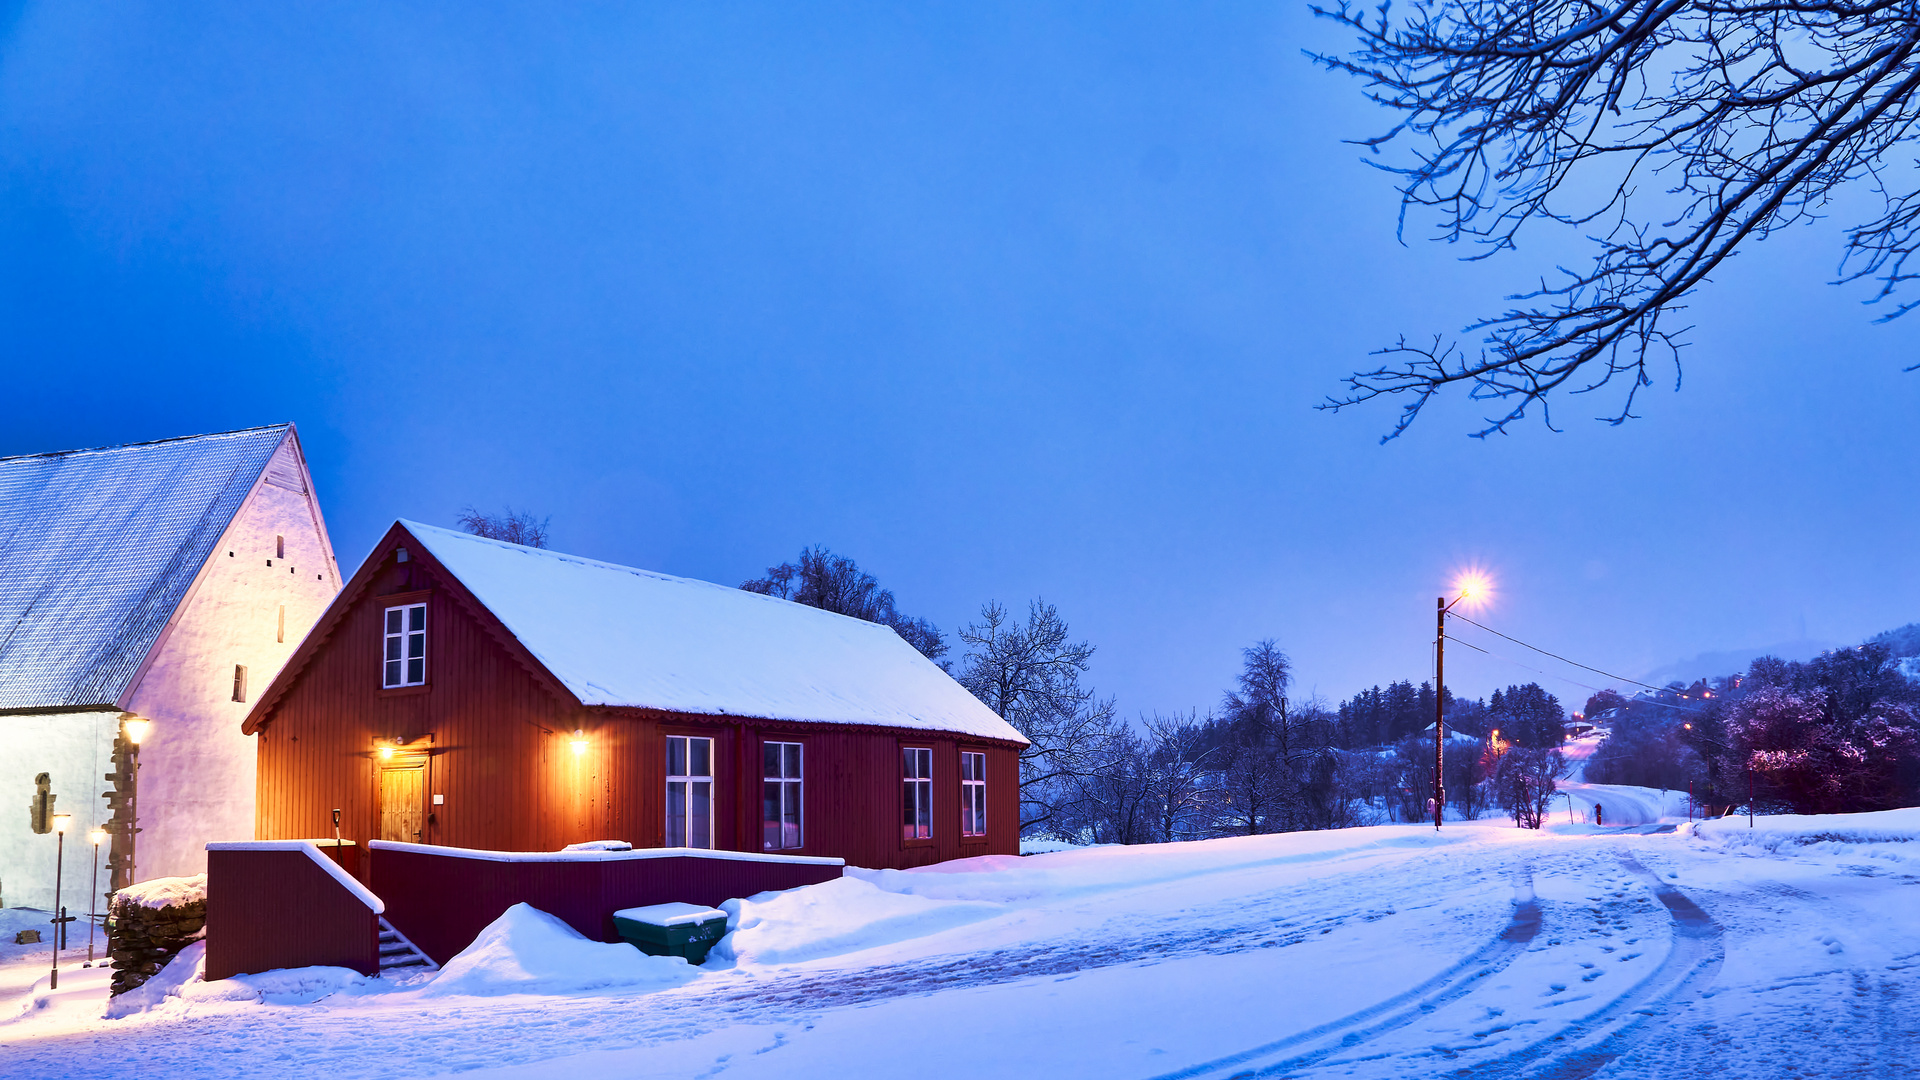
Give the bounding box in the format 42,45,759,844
1449,612,1671,693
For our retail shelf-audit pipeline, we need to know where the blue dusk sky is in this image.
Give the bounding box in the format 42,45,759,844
3,4,1915,716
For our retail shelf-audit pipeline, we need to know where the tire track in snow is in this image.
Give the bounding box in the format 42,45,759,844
1446,849,1724,1080
1141,865,1542,1080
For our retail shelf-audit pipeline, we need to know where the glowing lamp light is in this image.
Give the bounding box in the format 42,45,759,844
89,827,108,847
123,718,152,745
379,745,395,760
1452,568,1495,609
51,813,72,834
570,729,589,756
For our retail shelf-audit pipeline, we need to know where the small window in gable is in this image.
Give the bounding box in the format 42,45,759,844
383,603,427,687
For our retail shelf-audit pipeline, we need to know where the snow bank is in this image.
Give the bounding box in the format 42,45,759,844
714,828,1500,968
1552,782,1692,826
562,840,632,852
105,941,375,1017
115,873,207,910
1694,807,1920,864
714,876,1004,967
422,903,698,997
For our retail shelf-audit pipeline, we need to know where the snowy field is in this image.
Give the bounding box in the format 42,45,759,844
5,803,1919,1079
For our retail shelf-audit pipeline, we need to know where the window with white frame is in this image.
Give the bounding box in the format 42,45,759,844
902,747,932,840
667,735,714,849
961,751,987,837
383,603,427,687
762,741,803,850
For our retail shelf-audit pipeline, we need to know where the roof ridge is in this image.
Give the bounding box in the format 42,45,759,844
0,423,292,465
398,520,900,635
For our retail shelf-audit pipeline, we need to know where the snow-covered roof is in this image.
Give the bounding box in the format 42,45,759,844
0,425,292,710
402,522,1028,745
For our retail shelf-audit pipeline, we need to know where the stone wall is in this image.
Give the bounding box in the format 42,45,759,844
106,874,207,996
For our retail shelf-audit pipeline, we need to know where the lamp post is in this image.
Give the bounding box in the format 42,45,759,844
49,814,72,989
1433,578,1483,830
123,717,151,884
86,827,106,966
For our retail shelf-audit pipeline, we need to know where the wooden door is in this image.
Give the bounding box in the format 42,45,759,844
379,761,427,843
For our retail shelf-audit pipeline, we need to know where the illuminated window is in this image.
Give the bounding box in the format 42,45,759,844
902,747,932,840
383,603,426,687
762,741,803,850
961,752,987,837
667,735,714,848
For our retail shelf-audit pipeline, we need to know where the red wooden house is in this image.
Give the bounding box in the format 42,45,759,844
241,521,1027,871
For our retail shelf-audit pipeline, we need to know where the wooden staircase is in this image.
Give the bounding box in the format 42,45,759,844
377,917,437,976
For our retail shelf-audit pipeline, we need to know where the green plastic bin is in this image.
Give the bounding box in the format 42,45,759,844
612,903,730,965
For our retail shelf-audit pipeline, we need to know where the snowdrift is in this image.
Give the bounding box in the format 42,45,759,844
1694,807,1920,864
105,941,373,1017
422,903,698,997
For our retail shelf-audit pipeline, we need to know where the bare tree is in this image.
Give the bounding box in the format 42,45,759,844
1141,712,1219,843
457,506,551,548
1496,746,1568,828
1314,0,1920,438
741,546,947,663
956,600,1120,834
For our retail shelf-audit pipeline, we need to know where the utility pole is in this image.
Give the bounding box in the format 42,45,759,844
1434,597,1446,831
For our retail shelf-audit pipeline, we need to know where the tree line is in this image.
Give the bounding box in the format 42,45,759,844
1584,638,1920,816
741,544,1581,839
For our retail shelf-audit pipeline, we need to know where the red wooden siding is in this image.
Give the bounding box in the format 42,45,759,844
251,526,1024,872
205,847,380,979
371,843,843,966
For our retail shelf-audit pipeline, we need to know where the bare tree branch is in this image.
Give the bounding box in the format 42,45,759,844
1311,0,1920,438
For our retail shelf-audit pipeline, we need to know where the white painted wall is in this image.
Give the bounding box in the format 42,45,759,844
0,709,118,911
120,438,339,881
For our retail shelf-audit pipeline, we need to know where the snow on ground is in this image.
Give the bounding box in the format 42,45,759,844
5,803,1919,1078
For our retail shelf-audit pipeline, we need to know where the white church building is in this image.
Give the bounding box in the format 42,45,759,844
1,424,339,910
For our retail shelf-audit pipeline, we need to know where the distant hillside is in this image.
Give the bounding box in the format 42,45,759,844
1639,639,1835,689
1637,624,1920,690
1868,623,1920,658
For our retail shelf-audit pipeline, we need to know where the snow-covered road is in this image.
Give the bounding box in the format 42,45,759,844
4,811,1917,1079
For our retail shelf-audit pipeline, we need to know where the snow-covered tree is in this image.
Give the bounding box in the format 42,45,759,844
956,600,1119,835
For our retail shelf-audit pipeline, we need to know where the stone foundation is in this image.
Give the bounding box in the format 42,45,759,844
106,875,208,996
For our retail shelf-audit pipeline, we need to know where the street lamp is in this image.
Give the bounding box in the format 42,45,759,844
1432,573,1487,830
86,827,106,966
49,813,72,989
